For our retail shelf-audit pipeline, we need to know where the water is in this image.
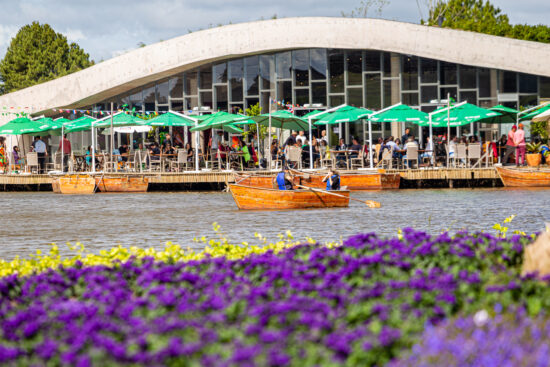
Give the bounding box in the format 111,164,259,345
2,188,550,260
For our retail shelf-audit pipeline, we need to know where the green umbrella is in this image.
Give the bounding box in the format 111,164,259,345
369,104,428,123
93,112,145,128
422,103,501,127
145,111,196,127
301,110,325,119
64,115,97,133
42,117,75,136
237,110,312,131
190,111,247,132
480,105,519,124
313,105,373,125
519,104,550,121
0,117,52,135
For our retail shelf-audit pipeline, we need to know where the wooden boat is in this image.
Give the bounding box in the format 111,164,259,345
95,176,149,193
51,176,61,193
229,184,350,210
58,175,96,194
496,166,550,187
234,171,400,191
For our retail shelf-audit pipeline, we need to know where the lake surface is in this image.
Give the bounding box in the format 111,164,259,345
2,188,549,260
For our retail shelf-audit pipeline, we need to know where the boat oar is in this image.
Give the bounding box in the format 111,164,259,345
296,184,381,208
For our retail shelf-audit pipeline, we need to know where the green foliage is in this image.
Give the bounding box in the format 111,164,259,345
526,142,542,154
243,103,269,140
342,0,389,17
423,0,550,43
530,120,550,143
0,22,93,93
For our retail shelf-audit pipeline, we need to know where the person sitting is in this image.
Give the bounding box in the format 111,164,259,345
163,143,175,155
118,144,129,162
336,138,348,166
273,167,294,190
322,169,340,191
402,136,419,169
12,146,23,165
301,139,311,166
148,142,161,161
349,138,362,159
420,136,433,162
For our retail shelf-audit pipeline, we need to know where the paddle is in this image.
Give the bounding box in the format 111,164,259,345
295,184,381,208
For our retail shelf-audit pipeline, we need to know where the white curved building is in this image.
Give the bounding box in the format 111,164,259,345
1,17,550,143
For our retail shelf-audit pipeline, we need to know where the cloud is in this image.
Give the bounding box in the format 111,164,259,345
64,29,86,42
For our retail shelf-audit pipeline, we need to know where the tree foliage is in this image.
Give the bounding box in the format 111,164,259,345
422,0,550,43
0,22,93,94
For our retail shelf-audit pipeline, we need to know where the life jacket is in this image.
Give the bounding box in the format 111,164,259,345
276,172,287,190
327,174,340,191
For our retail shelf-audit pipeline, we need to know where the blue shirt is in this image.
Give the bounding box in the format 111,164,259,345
34,139,46,153
276,172,287,190
326,174,340,191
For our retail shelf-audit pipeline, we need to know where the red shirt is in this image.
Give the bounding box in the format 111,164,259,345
506,130,516,146
58,138,71,154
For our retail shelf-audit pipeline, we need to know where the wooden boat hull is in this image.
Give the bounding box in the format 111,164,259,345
95,176,149,192
496,166,550,187
229,184,349,210
235,172,400,191
58,176,96,194
51,177,61,193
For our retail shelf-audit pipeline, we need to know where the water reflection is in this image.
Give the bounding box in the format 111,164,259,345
1,188,549,260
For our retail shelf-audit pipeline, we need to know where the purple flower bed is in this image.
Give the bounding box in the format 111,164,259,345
0,229,542,366
392,306,550,367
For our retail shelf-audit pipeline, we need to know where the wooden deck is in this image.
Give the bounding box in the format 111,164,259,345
0,168,501,191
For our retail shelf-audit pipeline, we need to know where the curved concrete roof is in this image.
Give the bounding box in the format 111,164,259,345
1,16,550,116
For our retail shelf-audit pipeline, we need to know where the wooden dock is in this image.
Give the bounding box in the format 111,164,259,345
0,168,501,191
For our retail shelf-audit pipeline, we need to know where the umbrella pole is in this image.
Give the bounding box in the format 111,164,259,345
195,123,199,171
61,125,64,173
308,117,313,170
110,102,114,172
255,122,261,169
429,114,433,166
268,100,272,171
91,120,96,174
368,119,373,169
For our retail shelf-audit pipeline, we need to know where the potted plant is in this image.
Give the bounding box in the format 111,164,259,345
526,142,542,167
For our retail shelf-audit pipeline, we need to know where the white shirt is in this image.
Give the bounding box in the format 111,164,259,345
34,139,46,153
320,135,328,144
296,135,306,145
212,134,222,150
386,141,398,152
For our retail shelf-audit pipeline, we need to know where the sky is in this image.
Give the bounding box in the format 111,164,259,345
0,0,548,62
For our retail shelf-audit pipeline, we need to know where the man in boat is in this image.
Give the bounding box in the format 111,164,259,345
322,169,341,191
273,167,294,190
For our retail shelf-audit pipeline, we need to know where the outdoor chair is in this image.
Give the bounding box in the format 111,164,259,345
445,144,455,168
468,144,482,168
171,150,189,172
25,152,39,173
264,147,281,170
287,146,302,170
149,152,163,172
46,152,62,172
350,147,365,169
402,146,419,169
320,146,334,169
380,148,393,169
456,144,467,167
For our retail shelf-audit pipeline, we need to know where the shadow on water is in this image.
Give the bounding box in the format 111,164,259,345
2,187,550,260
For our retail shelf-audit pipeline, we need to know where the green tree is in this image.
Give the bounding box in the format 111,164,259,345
422,0,550,43
0,22,93,93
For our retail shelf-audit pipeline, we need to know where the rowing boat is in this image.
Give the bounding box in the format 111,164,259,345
234,171,400,191
56,175,96,194
229,184,350,210
95,176,149,192
496,166,550,187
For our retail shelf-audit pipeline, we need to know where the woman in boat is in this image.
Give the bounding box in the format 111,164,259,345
273,167,294,190
322,169,341,191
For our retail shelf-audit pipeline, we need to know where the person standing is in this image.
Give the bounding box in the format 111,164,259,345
514,123,526,167
34,136,47,173
296,131,307,145
502,125,517,165
58,134,72,171
320,130,329,144
401,128,412,147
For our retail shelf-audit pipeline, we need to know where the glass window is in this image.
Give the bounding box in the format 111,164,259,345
459,91,477,104
347,51,363,86
440,87,457,102
402,56,418,91
170,100,183,112
479,68,491,98
519,73,537,94
328,50,344,93
440,62,457,85
184,72,198,95
169,76,183,99
157,81,169,104
229,59,243,102
421,86,438,104
383,80,393,108
365,74,381,110
519,95,538,108
143,86,155,111
130,90,142,104
310,49,327,80
215,85,228,111
295,89,309,106
213,62,227,84
382,53,392,77
199,65,212,89
329,95,345,107
402,93,419,106
229,104,244,114
245,56,259,96
261,92,274,113
459,65,476,89
420,58,438,84
347,88,363,107
365,51,381,72
276,52,291,79
502,71,517,93
246,98,259,111
200,91,212,109
260,55,275,90
293,50,309,87
312,82,327,105
277,81,292,103
540,77,550,98
184,97,198,111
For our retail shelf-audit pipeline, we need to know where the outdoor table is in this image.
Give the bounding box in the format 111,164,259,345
229,151,245,171
329,150,357,170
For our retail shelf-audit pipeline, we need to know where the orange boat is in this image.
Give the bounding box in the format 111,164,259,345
57,175,96,194
234,171,400,191
496,166,550,187
51,177,61,193
95,176,149,193
229,184,350,210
